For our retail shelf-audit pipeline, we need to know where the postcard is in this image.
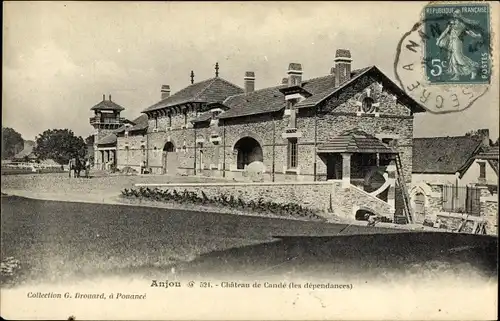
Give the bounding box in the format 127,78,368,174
2,1,498,320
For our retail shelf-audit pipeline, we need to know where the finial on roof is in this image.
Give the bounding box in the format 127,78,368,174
190,70,195,84
215,62,219,77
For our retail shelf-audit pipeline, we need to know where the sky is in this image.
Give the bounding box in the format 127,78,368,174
3,1,499,141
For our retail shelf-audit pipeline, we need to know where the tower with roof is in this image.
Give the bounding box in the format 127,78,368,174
89,94,126,169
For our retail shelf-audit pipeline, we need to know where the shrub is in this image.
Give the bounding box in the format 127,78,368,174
120,188,325,221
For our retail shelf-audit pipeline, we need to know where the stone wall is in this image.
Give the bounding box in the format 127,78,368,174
481,196,498,235
116,134,146,171
121,74,415,182
143,181,336,215
409,182,498,235
136,180,396,220
330,183,394,219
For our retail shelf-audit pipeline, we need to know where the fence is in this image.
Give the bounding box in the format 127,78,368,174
442,185,481,216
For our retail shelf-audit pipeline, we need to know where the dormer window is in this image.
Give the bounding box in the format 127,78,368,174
210,108,224,118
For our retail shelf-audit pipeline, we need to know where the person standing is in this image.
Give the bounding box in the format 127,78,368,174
68,158,74,178
85,158,90,178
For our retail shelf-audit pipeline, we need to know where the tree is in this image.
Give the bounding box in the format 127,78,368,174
465,129,481,136
34,129,86,165
2,127,24,159
85,134,94,146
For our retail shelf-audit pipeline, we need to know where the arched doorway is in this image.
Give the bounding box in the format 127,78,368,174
162,142,177,175
234,137,263,169
355,209,375,221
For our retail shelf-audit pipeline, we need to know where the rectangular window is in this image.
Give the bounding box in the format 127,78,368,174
154,117,158,129
288,139,298,169
478,161,486,179
168,114,172,127
184,112,188,126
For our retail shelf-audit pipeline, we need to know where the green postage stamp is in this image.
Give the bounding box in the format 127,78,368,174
394,1,493,113
424,3,491,84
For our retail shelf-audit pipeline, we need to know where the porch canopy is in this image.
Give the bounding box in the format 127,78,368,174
316,129,396,187
317,129,396,154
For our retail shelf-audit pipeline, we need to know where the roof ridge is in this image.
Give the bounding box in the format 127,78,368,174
295,66,376,108
224,83,287,102
215,76,244,91
414,135,483,140
193,78,217,100
192,76,243,101
202,71,364,105
301,73,335,84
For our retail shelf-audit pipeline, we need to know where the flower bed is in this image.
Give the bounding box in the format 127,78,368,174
121,187,327,222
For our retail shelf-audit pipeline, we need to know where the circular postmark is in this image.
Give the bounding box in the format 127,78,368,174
394,2,492,114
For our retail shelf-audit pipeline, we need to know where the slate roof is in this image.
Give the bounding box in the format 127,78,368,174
317,129,396,154
412,135,484,174
128,114,149,132
142,77,244,113
219,66,426,120
218,70,357,120
114,114,149,134
474,146,499,160
475,146,499,176
295,66,426,111
97,133,117,145
90,99,125,111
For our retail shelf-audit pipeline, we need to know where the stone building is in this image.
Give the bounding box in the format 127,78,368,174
412,130,492,185
91,49,427,187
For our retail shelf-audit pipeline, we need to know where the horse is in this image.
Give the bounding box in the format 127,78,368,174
68,157,84,178
75,157,84,178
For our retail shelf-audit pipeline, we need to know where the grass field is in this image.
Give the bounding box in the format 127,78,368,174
1,195,497,287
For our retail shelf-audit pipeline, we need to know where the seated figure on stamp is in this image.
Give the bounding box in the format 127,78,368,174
436,9,482,81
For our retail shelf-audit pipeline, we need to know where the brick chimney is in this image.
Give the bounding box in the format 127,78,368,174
334,49,352,87
102,94,105,101
161,85,171,100
477,128,490,147
287,63,302,87
244,71,255,94
109,94,112,101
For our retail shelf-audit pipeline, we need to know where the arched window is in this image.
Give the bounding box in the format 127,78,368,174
361,97,375,113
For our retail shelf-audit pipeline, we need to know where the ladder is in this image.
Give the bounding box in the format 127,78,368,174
395,154,414,224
